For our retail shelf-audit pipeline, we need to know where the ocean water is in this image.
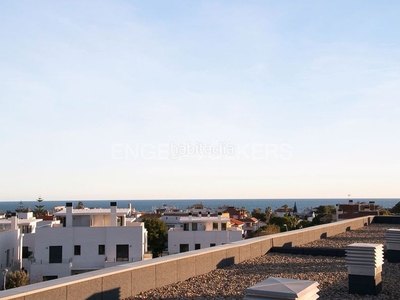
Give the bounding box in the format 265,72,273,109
0,198,398,214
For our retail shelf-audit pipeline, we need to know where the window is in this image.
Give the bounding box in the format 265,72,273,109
210,243,216,247
22,246,31,259
183,223,189,231
21,225,32,234
6,249,10,266
116,244,129,261
43,275,58,281
213,223,218,230
221,223,227,231
98,245,105,255
74,245,81,255
49,246,62,263
192,223,198,231
195,244,201,250
180,244,189,253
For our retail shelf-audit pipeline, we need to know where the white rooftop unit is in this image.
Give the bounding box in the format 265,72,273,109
345,243,384,295
386,228,400,250
244,277,319,300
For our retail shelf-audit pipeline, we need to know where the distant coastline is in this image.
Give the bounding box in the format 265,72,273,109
0,198,398,214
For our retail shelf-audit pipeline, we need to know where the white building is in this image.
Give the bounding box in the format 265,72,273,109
0,213,23,290
0,212,43,234
25,202,148,283
168,212,243,255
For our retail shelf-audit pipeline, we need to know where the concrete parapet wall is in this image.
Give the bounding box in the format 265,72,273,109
0,216,373,300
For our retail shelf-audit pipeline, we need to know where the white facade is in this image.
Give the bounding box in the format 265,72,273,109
0,214,22,290
28,225,147,282
168,215,243,255
23,202,148,283
0,212,42,234
160,213,199,229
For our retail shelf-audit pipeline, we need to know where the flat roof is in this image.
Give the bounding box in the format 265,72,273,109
179,216,230,223
54,208,131,216
127,223,400,299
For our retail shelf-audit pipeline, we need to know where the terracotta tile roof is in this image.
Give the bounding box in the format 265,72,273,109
239,217,258,223
230,218,244,225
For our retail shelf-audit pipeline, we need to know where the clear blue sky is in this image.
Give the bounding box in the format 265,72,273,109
1,1,399,200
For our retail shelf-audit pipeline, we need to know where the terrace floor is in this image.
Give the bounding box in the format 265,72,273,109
127,224,400,300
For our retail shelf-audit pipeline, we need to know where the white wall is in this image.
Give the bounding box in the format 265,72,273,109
168,230,242,254
0,229,22,290
28,224,146,282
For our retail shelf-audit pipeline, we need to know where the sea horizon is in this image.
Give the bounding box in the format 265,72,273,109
1,197,398,214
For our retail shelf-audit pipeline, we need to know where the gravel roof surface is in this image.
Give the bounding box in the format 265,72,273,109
127,223,400,300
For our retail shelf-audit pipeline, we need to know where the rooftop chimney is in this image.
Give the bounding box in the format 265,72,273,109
66,202,73,228
11,212,18,230
110,202,117,226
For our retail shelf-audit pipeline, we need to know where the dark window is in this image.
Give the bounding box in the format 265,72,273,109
98,245,105,255
192,223,198,231
74,245,81,255
43,275,58,281
213,223,218,230
6,249,10,266
22,246,31,259
183,223,189,231
116,244,129,261
49,246,62,263
221,223,227,231
180,244,189,253
195,244,201,250
210,243,216,247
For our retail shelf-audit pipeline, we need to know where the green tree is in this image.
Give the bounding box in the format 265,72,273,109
293,202,298,213
15,200,25,213
269,216,298,231
265,206,272,223
6,270,30,289
380,209,391,216
316,205,336,215
390,202,400,214
298,220,313,228
269,216,286,227
251,208,267,222
284,216,298,230
75,201,85,209
248,225,280,238
33,196,45,217
144,218,168,258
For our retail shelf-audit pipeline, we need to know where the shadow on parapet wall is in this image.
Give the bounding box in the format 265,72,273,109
216,257,235,269
87,288,120,300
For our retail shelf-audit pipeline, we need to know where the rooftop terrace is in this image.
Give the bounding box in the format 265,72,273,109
1,216,397,300
128,223,400,300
